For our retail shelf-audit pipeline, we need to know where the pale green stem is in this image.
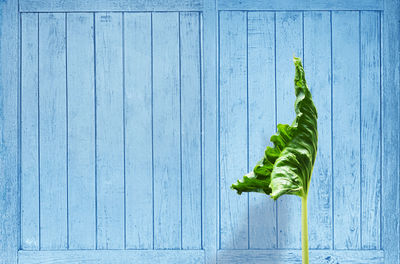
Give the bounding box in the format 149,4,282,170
301,196,309,264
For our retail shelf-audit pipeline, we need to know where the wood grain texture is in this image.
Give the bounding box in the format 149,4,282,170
38,12,67,250
18,250,205,264
13,3,399,264
66,13,96,250
20,0,202,12
217,0,383,11
382,0,400,263
217,249,384,263
219,11,248,249
332,11,360,250
303,11,332,249
152,12,181,249
247,11,277,249
203,0,218,262
21,12,39,251
124,12,153,250
275,11,303,249
95,12,124,249
180,11,202,250
0,0,19,262
360,11,381,250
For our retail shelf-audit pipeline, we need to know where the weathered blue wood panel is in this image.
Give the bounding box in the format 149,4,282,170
21,12,39,251
2,0,397,263
275,11,303,249
18,250,205,264
17,9,204,256
152,12,181,249
217,249,384,263
95,12,125,249
203,0,219,262
247,11,277,249
360,11,381,250
303,11,332,249
382,0,400,263
217,0,384,11
66,13,96,250
38,12,68,250
0,0,19,262
332,11,361,250
124,12,153,250
20,0,203,12
180,11,202,250
217,9,386,255
219,11,248,250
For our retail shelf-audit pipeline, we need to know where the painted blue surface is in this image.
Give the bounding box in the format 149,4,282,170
0,0,399,263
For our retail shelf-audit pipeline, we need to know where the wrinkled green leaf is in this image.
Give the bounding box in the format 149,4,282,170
231,57,318,200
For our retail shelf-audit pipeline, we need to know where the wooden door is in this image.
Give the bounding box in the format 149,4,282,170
0,0,398,263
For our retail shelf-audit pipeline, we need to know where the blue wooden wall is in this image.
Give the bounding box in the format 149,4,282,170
0,0,398,263
218,10,381,250
21,11,203,251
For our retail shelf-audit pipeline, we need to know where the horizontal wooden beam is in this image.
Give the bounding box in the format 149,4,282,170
18,250,204,264
217,250,385,263
19,249,385,263
20,0,202,12
218,0,383,10
20,0,384,12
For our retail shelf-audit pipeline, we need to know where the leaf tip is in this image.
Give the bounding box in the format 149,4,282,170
293,56,302,64
230,183,243,195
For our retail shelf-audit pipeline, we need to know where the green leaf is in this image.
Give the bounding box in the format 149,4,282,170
231,57,318,200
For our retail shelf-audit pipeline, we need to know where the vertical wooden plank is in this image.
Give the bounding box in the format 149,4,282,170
303,11,332,249
39,13,67,250
152,12,181,249
0,0,19,261
203,0,218,261
95,12,124,249
382,0,399,262
275,11,303,249
21,13,39,250
332,11,360,249
67,13,95,250
124,12,153,250
360,11,381,250
180,11,202,250
247,11,277,249
219,11,248,249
